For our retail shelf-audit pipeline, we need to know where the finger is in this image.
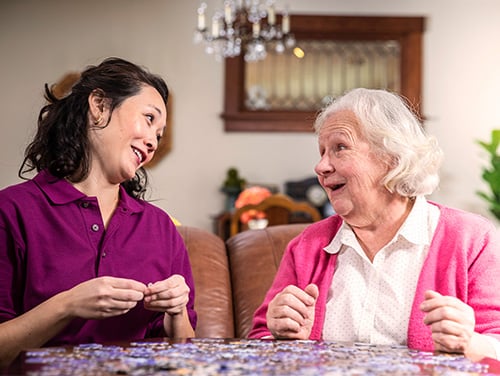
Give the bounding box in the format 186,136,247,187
270,317,302,335
89,279,145,302
273,293,312,322
146,293,188,308
145,284,190,303
429,318,468,335
280,285,316,307
145,275,186,295
304,284,319,302
423,304,474,326
420,293,466,313
269,301,310,326
95,298,140,317
432,330,471,353
111,288,145,302
424,290,442,300
269,316,313,340
145,296,188,314
105,276,147,292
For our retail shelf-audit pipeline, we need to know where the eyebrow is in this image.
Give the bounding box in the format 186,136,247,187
149,105,163,116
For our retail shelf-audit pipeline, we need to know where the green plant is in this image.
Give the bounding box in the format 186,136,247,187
477,129,500,220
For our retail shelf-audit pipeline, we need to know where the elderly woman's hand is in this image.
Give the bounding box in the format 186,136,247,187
266,284,318,339
143,274,190,316
420,290,476,354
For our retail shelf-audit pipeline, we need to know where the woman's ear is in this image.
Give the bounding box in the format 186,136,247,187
88,89,107,125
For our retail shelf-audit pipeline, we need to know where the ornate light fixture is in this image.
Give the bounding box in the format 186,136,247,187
194,0,295,62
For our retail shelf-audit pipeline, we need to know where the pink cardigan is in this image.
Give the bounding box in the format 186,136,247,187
248,202,500,351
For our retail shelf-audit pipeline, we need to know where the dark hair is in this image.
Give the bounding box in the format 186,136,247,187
19,57,169,199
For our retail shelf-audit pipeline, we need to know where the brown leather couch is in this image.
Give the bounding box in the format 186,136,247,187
177,223,309,338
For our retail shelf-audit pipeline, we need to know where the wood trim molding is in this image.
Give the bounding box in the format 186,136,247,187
222,15,425,132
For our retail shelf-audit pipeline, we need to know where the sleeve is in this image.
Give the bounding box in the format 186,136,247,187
0,207,27,324
467,224,500,339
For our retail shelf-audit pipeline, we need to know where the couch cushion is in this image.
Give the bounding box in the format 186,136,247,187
178,226,234,338
226,224,309,338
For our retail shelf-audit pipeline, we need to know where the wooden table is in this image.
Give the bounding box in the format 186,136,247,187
4,338,500,375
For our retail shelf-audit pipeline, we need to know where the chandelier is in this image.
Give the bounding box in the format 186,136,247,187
194,0,295,62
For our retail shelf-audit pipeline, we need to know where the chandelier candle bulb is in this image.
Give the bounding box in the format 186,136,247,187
197,4,206,30
267,5,276,25
282,13,290,34
194,0,295,61
212,16,220,38
252,22,261,38
224,1,233,24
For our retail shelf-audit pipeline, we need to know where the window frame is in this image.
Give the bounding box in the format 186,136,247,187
221,15,425,132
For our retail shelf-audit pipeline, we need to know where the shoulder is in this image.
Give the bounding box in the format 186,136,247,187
0,179,38,208
431,201,496,234
298,215,343,241
286,215,343,254
125,195,179,228
430,202,499,258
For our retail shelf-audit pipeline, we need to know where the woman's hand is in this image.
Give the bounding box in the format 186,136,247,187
420,290,476,354
144,275,194,338
143,274,190,316
64,276,146,319
266,284,318,339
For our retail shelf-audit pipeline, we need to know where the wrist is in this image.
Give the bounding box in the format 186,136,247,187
465,332,499,361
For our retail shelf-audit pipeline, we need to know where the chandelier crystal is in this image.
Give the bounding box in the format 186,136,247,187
194,0,295,62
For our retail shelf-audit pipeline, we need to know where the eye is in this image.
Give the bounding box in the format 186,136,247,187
146,114,155,123
336,143,347,152
156,134,163,142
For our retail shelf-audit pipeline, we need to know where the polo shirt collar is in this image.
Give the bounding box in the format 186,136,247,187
33,169,144,213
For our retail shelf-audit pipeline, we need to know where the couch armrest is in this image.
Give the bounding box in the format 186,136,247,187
226,224,309,338
178,226,234,338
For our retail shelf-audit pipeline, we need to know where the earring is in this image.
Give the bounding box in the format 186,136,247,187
94,114,103,125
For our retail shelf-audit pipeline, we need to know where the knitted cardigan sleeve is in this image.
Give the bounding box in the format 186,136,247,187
408,203,500,351
247,217,340,339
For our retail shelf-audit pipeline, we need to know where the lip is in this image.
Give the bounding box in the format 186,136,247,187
325,182,346,195
131,146,146,165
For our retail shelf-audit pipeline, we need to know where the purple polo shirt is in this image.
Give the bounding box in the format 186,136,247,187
0,170,196,346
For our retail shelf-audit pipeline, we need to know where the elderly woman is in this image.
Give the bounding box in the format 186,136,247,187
248,88,500,360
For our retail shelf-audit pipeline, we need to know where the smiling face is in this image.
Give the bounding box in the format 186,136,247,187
87,85,167,185
314,110,392,226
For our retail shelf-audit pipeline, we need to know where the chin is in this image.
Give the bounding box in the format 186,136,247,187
330,201,353,218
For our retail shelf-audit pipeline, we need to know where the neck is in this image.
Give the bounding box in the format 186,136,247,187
351,196,415,261
72,178,120,202
71,178,121,229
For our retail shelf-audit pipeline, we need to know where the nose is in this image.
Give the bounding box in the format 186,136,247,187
145,139,157,155
145,131,158,153
314,154,334,177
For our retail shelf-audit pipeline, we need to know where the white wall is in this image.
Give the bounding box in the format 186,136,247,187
1,0,499,231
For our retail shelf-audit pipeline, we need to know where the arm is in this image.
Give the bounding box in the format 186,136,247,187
420,290,498,359
163,307,195,339
0,292,72,368
413,209,500,358
248,239,305,339
0,277,146,368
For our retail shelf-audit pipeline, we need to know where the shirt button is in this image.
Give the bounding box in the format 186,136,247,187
91,224,100,232
81,202,89,208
